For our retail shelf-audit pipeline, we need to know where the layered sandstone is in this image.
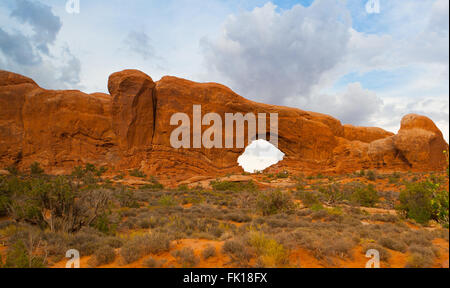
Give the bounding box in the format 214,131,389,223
0,69,448,180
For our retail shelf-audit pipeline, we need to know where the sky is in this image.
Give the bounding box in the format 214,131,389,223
238,139,285,173
0,0,449,142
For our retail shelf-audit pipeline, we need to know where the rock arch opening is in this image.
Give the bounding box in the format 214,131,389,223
237,139,285,173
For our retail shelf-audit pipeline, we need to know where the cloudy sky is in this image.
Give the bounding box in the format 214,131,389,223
0,0,448,141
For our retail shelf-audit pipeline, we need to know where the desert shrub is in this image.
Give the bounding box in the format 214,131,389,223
432,229,449,242
409,244,436,259
247,232,288,267
93,213,116,235
296,190,320,208
311,209,328,220
256,190,295,216
138,219,151,229
120,243,141,264
378,237,407,253
323,238,354,259
178,184,189,191
69,228,103,256
276,171,289,179
398,180,449,225
120,233,171,264
366,170,377,181
171,247,199,268
30,162,44,175
6,165,19,175
89,245,116,267
4,176,111,233
211,180,256,192
143,256,165,268
3,240,46,268
318,183,345,205
114,186,139,208
3,225,47,268
352,184,379,207
401,230,433,247
42,231,69,259
202,245,216,260
129,169,146,178
159,195,177,207
222,239,253,266
0,177,13,216
142,176,164,190
102,236,123,249
388,172,401,184
71,163,105,183
225,212,251,223
370,214,398,223
405,251,434,268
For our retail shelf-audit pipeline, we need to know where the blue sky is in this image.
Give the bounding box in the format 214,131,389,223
0,0,448,140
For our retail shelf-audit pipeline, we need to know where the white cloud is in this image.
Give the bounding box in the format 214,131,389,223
301,82,384,125
0,0,82,90
202,0,448,140
124,30,156,60
201,0,352,105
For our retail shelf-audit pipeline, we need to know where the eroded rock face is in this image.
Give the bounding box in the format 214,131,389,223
0,69,448,180
393,114,448,170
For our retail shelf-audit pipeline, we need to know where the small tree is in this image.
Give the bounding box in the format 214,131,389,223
352,184,379,207
30,162,44,175
6,176,111,233
397,180,448,226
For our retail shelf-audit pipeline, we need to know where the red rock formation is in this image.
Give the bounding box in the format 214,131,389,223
0,69,448,180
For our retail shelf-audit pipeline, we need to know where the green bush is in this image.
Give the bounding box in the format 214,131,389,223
114,186,139,208
352,184,379,207
397,180,448,226
129,169,146,178
71,163,105,182
159,195,177,207
318,183,344,205
296,190,320,207
0,176,12,216
211,180,256,192
3,240,46,268
6,165,19,176
256,190,295,216
30,162,44,175
142,176,164,190
276,171,289,179
366,170,377,181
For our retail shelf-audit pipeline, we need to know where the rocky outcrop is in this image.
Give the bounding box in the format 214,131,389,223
0,69,448,180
